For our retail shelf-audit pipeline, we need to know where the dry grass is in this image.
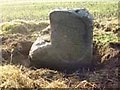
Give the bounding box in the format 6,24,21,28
0,20,49,34
0,64,97,88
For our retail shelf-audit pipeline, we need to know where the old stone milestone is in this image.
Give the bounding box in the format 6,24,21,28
29,8,93,71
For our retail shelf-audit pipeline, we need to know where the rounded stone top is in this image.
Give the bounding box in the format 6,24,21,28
49,8,93,28
50,8,93,19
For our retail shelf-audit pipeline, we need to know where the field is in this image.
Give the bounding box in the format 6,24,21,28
0,1,118,21
0,0,119,89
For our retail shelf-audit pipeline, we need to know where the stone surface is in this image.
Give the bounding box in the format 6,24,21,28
29,8,93,71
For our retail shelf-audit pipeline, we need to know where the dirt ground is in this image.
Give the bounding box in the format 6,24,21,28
0,18,119,88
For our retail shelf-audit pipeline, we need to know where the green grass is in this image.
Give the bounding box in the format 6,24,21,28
0,1,118,22
94,32,118,44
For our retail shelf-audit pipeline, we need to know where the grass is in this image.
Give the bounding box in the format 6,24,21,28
0,20,49,34
0,1,118,22
93,18,119,44
0,65,96,88
0,65,68,88
94,32,118,44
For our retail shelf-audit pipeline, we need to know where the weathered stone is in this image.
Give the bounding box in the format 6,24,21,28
29,9,93,71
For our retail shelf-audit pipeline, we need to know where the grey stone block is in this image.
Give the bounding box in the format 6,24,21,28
29,8,93,71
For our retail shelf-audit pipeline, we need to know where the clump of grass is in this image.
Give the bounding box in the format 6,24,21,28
0,65,67,88
0,64,97,88
0,20,49,34
93,18,118,44
0,22,28,34
0,65,34,88
93,32,118,44
46,80,68,88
